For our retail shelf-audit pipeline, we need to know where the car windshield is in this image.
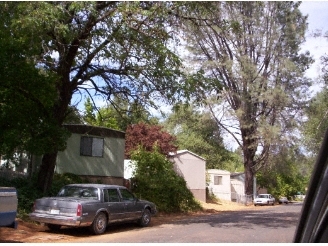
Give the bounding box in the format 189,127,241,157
57,186,99,199
258,195,268,198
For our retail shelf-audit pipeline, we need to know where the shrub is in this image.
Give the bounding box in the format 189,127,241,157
130,146,202,213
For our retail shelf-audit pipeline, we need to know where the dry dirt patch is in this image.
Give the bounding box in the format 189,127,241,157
0,200,265,243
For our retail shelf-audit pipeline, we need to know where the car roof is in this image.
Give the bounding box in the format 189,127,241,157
64,184,126,189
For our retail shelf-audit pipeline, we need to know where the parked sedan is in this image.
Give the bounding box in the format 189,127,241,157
29,184,157,235
278,197,289,204
254,194,275,206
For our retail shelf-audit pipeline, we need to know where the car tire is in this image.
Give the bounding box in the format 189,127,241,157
90,212,107,235
138,209,151,227
47,224,61,231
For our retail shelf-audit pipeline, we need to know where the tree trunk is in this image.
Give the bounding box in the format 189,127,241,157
36,72,72,193
241,125,257,196
244,162,254,196
37,152,58,194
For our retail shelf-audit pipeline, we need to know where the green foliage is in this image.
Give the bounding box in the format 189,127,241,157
0,2,70,158
163,103,243,171
83,97,120,130
130,146,202,213
256,146,310,199
303,88,328,155
83,96,159,132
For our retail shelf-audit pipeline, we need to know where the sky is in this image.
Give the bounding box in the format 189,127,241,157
299,1,328,91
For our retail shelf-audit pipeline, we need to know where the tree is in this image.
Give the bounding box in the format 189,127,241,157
303,46,328,155
6,2,183,192
179,1,313,195
125,122,178,159
0,3,69,161
83,96,159,131
163,103,243,171
83,97,120,130
303,89,328,154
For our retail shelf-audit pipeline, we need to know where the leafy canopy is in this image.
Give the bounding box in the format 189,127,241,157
0,2,69,158
162,103,243,171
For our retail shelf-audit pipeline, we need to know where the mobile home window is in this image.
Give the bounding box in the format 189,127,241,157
214,175,222,185
80,136,104,157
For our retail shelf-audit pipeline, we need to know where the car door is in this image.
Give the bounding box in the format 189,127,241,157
103,188,125,222
119,188,143,220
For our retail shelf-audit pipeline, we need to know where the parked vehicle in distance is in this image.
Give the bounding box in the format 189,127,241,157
29,184,157,235
278,197,289,204
253,193,275,206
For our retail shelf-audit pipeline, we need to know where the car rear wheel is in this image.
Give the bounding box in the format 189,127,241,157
138,209,151,227
90,212,107,235
47,224,61,231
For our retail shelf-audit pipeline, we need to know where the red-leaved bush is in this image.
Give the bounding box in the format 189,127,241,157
124,122,178,158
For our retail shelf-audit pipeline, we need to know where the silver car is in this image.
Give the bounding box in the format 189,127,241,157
29,184,157,235
278,197,289,204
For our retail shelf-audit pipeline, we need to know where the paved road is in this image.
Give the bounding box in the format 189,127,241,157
58,202,303,243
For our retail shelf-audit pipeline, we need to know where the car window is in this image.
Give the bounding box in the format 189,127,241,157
57,186,98,199
119,188,135,201
104,189,120,202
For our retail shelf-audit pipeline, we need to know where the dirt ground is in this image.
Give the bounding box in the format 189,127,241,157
0,200,264,243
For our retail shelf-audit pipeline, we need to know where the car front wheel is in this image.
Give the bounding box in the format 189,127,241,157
138,209,151,227
90,212,107,235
